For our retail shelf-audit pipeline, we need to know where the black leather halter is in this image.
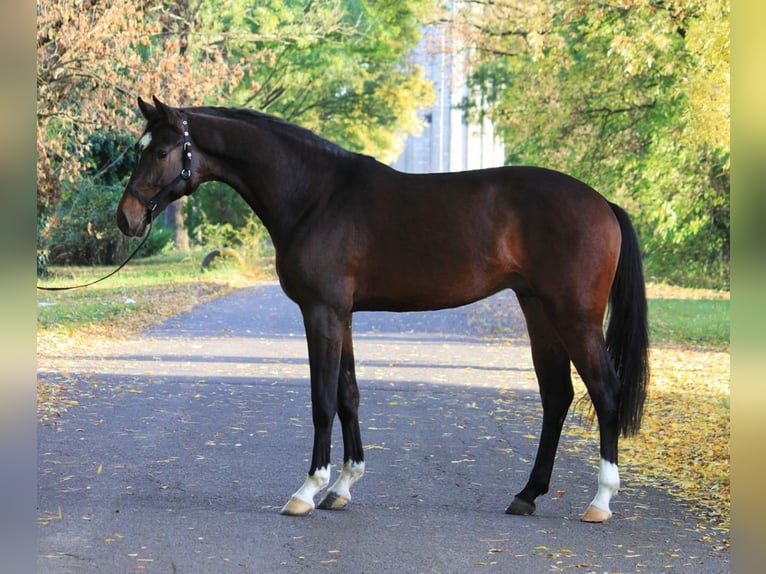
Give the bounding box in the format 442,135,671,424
127,112,193,216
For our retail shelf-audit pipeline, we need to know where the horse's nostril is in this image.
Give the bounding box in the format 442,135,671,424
116,208,131,235
116,207,150,237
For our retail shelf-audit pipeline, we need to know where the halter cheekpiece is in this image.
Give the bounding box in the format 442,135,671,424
128,111,193,215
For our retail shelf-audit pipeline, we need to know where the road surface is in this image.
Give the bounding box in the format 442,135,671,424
38,282,729,573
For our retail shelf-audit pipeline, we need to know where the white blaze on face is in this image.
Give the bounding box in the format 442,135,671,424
138,131,153,151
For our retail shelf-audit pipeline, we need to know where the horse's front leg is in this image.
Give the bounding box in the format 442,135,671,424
318,318,365,510
280,305,345,517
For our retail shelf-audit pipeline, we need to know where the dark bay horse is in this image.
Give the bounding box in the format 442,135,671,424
117,97,649,522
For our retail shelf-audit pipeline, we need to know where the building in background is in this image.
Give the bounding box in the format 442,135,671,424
392,22,505,174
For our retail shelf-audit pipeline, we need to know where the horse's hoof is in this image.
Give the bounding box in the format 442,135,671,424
581,504,611,523
317,491,349,511
280,497,314,517
505,496,536,515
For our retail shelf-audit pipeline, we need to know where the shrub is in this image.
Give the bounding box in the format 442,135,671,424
47,177,172,265
192,210,269,268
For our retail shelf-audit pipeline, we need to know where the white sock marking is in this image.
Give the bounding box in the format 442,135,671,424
589,458,620,516
328,461,365,499
291,466,331,507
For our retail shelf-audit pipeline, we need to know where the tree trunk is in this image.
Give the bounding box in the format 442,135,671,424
162,1,191,253
164,196,190,252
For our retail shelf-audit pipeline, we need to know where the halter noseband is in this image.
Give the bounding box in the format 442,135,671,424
128,112,193,216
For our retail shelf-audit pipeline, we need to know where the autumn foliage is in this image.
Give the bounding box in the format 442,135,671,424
37,0,248,217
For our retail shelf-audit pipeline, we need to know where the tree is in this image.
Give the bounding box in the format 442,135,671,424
37,0,248,209
37,0,252,267
449,0,729,287
37,0,440,268
195,0,439,162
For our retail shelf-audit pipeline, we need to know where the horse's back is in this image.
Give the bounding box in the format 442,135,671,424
342,164,620,312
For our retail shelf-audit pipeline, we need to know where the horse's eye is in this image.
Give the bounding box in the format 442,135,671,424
157,150,168,160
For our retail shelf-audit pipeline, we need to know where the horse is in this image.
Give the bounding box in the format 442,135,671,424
117,96,649,523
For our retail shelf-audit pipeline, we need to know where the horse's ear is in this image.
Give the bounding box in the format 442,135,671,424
151,96,182,126
137,97,157,121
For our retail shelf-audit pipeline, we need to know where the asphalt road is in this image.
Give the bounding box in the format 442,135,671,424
38,282,729,573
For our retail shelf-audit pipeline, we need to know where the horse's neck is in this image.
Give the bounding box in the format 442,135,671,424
193,112,327,244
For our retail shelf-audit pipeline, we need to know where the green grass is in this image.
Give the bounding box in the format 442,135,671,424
39,256,730,351
648,298,730,349
36,250,265,333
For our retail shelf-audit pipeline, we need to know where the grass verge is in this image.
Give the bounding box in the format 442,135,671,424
37,251,271,347
649,299,729,349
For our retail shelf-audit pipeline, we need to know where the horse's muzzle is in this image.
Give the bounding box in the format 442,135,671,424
116,203,148,237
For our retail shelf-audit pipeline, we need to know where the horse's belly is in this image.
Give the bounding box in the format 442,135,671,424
352,263,516,313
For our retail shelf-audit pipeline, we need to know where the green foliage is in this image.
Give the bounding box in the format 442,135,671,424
204,0,439,161
47,177,172,266
186,187,270,268
82,132,137,185
638,146,730,288
460,0,729,288
185,183,253,232
39,131,155,271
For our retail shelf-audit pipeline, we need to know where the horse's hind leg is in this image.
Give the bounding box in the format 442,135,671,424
536,300,621,522
318,321,365,510
562,327,621,522
507,296,574,516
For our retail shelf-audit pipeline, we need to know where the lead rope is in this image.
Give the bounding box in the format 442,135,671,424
36,220,153,291
38,111,191,292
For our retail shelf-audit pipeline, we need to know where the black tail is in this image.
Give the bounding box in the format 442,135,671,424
606,203,650,437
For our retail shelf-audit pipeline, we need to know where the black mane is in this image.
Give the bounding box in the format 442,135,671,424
190,106,356,159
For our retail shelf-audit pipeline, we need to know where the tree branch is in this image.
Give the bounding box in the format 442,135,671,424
581,100,657,118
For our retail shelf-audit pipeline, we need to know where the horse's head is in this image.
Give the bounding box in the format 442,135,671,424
117,96,199,237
